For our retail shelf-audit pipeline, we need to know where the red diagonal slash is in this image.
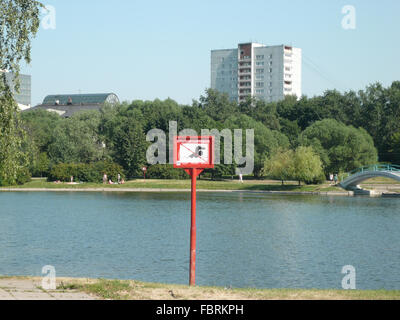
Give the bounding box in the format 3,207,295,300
181,143,207,163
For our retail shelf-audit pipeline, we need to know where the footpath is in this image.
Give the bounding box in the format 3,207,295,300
0,278,96,300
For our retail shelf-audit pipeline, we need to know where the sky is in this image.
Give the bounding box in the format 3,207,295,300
21,0,400,106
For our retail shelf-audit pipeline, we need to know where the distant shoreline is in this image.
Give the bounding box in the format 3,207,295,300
0,187,354,196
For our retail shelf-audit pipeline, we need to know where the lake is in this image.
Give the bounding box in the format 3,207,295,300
0,191,399,289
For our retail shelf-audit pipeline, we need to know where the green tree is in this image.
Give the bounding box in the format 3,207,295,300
387,131,400,164
21,109,62,153
263,146,324,185
0,0,42,185
224,114,289,177
292,146,324,185
263,149,295,185
195,89,239,122
35,152,50,177
112,118,148,178
48,111,106,164
299,119,378,174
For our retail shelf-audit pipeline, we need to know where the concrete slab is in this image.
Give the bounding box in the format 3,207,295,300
0,279,97,300
51,292,96,300
0,288,14,300
0,279,41,291
11,291,56,300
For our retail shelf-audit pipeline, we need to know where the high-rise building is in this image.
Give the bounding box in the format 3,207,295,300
1,70,31,110
211,42,301,103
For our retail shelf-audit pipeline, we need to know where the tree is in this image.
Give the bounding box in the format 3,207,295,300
299,119,378,174
292,146,324,185
263,149,294,185
263,147,324,185
387,131,400,164
0,0,43,185
195,89,239,122
21,109,62,153
35,152,50,177
224,114,290,177
111,118,148,178
48,111,106,164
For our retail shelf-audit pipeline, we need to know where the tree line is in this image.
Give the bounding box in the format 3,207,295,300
12,81,399,185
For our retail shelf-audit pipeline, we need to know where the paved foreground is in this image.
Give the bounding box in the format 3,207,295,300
0,278,96,300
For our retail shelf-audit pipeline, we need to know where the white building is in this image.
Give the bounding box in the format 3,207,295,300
1,70,31,110
211,42,302,103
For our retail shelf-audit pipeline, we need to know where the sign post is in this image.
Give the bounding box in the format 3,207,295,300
174,136,214,286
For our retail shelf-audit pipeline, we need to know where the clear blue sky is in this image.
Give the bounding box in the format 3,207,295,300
22,0,400,106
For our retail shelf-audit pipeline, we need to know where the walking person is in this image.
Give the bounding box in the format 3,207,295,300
334,173,338,185
117,173,121,184
103,173,107,185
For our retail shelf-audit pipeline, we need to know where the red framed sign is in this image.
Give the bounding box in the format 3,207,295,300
173,136,215,169
173,136,215,286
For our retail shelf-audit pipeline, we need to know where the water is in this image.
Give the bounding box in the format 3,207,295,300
0,191,399,290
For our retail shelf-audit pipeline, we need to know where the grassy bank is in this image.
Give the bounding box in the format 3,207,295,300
3,178,344,193
1,276,398,300
18,277,399,300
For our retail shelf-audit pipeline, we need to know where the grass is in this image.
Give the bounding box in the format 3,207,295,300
360,177,400,185
50,278,400,300
1,178,347,193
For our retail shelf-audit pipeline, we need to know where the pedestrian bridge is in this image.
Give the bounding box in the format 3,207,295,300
339,164,400,190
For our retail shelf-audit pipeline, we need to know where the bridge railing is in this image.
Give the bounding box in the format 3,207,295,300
340,164,400,182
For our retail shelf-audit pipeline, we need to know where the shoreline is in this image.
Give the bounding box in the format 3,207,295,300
0,187,354,196
1,276,399,300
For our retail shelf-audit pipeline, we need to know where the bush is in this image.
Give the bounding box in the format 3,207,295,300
146,164,188,180
48,161,124,183
16,167,32,185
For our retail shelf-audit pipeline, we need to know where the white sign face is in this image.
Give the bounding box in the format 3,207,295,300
177,143,210,165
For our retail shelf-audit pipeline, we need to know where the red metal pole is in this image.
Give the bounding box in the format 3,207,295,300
189,168,197,286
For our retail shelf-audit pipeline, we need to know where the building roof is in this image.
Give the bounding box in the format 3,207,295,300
42,93,119,106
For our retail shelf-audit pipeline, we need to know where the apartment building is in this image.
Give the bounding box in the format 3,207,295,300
211,42,301,103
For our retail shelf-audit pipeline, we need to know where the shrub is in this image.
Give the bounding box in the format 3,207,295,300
48,161,124,183
16,167,32,185
146,164,188,180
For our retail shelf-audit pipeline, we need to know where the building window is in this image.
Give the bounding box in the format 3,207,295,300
256,82,264,88
256,89,264,94
256,61,264,66
256,69,264,74
256,55,264,60
256,75,264,80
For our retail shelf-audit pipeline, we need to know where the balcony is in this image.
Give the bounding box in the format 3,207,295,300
239,56,251,62
239,82,251,88
238,69,251,75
